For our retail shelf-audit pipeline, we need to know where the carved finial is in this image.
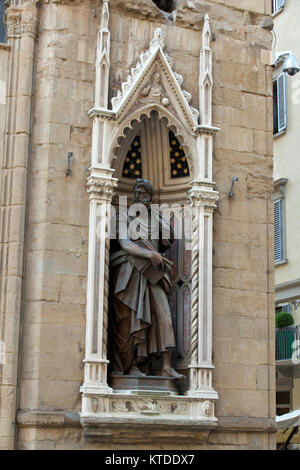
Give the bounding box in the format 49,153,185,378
101,0,110,29
150,28,166,51
202,14,211,50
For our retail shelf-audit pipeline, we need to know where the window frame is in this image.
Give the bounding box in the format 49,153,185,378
276,302,291,314
273,71,287,137
276,386,292,416
272,0,285,16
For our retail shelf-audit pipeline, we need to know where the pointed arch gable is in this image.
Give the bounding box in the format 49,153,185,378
111,28,199,133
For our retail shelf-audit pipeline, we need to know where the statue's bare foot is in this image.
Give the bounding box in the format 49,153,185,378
161,368,184,379
128,365,146,377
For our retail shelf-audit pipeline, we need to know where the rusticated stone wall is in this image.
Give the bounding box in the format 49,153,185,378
0,0,276,449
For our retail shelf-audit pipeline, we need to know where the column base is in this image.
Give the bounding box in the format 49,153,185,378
185,388,219,400
80,384,113,395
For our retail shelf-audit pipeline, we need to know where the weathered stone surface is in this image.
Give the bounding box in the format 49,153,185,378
216,389,269,418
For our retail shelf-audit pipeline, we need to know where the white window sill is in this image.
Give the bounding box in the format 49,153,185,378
275,258,288,267
274,129,287,139
272,7,284,18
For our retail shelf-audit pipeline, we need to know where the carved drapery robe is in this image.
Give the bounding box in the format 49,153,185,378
110,210,176,374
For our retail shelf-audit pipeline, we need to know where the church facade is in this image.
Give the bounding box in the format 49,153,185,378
0,0,276,450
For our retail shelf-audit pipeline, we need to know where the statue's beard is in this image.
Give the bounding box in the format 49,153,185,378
133,196,151,206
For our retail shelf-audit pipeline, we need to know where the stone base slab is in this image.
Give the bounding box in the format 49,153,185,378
80,389,218,433
109,374,179,394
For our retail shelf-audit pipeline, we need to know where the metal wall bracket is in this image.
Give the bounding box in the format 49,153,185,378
229,176,238,198
66,152,73,176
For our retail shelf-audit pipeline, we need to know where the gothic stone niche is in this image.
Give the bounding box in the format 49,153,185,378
112,112,193,380
80,11,219,431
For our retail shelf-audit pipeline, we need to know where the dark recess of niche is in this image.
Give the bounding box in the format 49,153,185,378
152,0,176,13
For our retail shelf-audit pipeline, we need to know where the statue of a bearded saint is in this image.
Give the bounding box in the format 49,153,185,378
109,179,183,379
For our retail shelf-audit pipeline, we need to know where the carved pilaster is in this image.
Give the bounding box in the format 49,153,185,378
187,181,218,399
81,168,118,396
0,0,38,449
81,1,115,403
188,15,218,398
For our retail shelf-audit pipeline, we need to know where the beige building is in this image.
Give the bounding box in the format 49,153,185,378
0,0,276,450
272,0,300,440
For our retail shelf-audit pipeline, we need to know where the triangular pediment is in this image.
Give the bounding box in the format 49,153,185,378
111,28,199,130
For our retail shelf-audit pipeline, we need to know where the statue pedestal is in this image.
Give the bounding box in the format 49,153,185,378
109,375,180,394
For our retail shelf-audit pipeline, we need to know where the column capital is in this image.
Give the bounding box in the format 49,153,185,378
86,167,118,201
6,0,38,39
187,180,219,210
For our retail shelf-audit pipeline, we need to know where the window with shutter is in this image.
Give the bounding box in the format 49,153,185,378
274,199,283,262
273,178,288,266
276,303,291,313
273,73,287,135
281,304,290,313
277,73,287,132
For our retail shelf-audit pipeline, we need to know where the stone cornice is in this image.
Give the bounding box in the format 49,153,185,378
17,410,277,437
217,416,277,433
274,177,288,189
275,278,300,292
17,410,81,428
194,124,220,135
87,107,116,121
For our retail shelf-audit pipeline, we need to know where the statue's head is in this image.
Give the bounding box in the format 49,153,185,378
153,72,161,83
133,178,153,206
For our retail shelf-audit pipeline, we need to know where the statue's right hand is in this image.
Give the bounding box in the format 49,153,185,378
149,252,164,269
